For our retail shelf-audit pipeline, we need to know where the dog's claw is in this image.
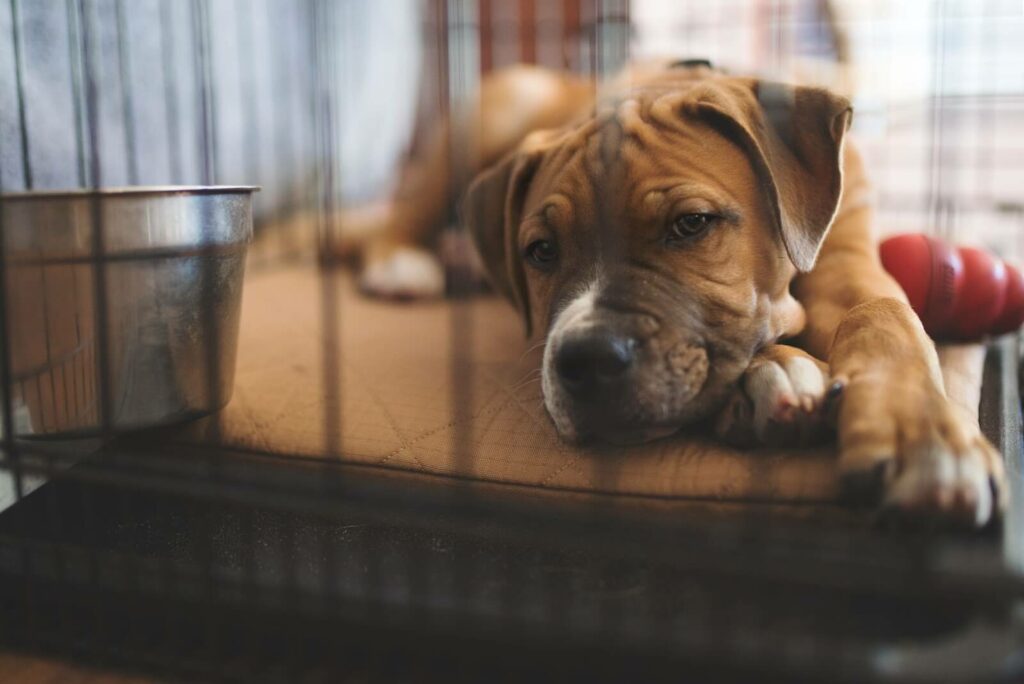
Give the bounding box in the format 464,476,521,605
826,381,845,400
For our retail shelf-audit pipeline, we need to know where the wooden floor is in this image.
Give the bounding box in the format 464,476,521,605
0,652,158,684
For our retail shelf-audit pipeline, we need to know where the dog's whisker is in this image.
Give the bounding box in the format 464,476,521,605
517,341,547,363
506,367,542,388
509,376,542,392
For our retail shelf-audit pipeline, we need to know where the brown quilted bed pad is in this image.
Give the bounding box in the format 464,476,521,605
178,259,844,506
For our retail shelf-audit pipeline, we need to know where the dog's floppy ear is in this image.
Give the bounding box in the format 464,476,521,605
691,79,852,272
462,141,546,337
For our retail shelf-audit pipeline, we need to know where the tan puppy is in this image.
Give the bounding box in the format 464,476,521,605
361,61,1007,527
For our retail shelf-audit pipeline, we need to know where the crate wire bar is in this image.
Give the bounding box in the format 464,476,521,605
0,1,1023,682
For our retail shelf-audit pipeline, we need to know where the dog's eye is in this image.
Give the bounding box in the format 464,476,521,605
670,213,718,241
525,239,559,268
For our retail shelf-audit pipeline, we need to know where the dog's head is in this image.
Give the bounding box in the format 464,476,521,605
464,70,851,444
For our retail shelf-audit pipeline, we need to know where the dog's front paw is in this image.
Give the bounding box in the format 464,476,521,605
715,346,837,448
837,374,1007,528
360,245,446,300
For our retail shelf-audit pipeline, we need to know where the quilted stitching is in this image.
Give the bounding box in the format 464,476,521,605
184,264,841,503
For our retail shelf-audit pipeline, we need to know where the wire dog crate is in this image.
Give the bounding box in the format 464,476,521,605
1,0,1023,681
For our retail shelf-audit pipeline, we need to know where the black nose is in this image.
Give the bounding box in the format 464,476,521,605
555,331,636,395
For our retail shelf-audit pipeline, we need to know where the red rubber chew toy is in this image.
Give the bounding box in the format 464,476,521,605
991,262,1024,336
879,233,1024,341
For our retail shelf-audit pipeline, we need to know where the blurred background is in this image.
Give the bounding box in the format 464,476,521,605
2,0,1022,255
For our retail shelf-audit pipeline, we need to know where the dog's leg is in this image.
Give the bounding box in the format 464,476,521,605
794,147,1006,527
358,124,454,299
715,344,836,448
360,66,591,299
937,343,986,422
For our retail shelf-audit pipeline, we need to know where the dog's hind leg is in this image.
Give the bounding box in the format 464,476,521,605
359,66,592,300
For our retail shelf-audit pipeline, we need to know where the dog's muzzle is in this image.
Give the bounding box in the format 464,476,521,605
544,321,711,443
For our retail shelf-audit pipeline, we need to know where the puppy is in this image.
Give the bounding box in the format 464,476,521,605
361,61,1007,527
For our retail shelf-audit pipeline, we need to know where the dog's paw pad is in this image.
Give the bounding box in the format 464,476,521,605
360,246,445,300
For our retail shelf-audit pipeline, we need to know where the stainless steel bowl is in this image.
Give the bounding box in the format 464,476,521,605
2,186,256,438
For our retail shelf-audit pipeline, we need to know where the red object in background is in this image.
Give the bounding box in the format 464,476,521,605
879,234,963,336
991,262,1024,335
879,234,932,317
879,234,1024,341
953,247,1007,340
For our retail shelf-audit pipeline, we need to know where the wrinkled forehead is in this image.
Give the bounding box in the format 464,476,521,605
522,93,760,227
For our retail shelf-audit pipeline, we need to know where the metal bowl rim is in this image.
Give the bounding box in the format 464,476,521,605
0,185,260,200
